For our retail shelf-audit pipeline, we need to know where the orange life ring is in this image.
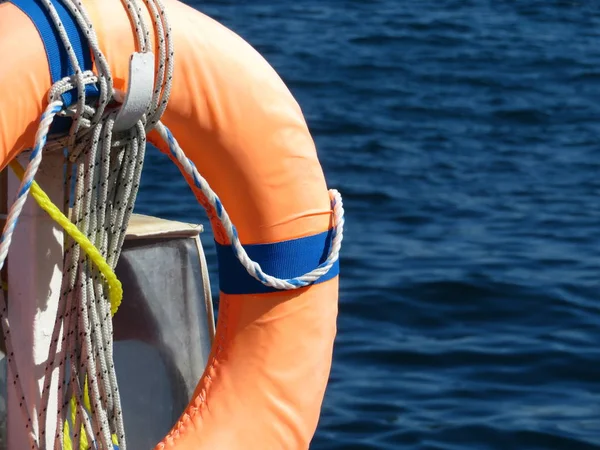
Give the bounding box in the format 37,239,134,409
0,0,340,448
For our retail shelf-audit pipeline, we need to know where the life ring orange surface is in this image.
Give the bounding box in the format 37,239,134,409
0,0,341,448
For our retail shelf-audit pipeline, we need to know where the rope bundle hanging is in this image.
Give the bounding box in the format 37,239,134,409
0,0,173,448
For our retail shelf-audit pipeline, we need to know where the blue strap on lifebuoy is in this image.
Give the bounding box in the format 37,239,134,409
215,229,340,295
9,0,98,131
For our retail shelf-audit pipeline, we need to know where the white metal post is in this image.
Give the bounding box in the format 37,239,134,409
7,152,64,449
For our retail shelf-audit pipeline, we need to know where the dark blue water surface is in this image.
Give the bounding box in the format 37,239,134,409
135,1,600,448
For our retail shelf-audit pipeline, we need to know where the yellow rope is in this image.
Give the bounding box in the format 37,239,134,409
9,160,123,448
8,160,123,315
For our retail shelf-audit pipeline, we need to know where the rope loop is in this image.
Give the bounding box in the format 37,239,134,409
156,122,345,291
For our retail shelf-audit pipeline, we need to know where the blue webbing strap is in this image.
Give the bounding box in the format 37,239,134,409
10,0,98,131
216,229,340,295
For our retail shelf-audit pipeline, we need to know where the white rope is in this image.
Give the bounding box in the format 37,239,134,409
41,0,173,446
156,122,345,290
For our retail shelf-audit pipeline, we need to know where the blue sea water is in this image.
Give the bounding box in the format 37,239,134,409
135,1,600,449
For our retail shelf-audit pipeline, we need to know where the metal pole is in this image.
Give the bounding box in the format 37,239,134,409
0,167,7,353
7,152,64,449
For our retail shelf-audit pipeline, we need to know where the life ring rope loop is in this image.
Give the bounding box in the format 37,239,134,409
156,122,345,291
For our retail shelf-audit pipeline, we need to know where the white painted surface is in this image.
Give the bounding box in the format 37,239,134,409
7,153,64,449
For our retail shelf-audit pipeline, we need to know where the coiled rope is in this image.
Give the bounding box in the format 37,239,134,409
0,0,344,448
0,0,173,448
